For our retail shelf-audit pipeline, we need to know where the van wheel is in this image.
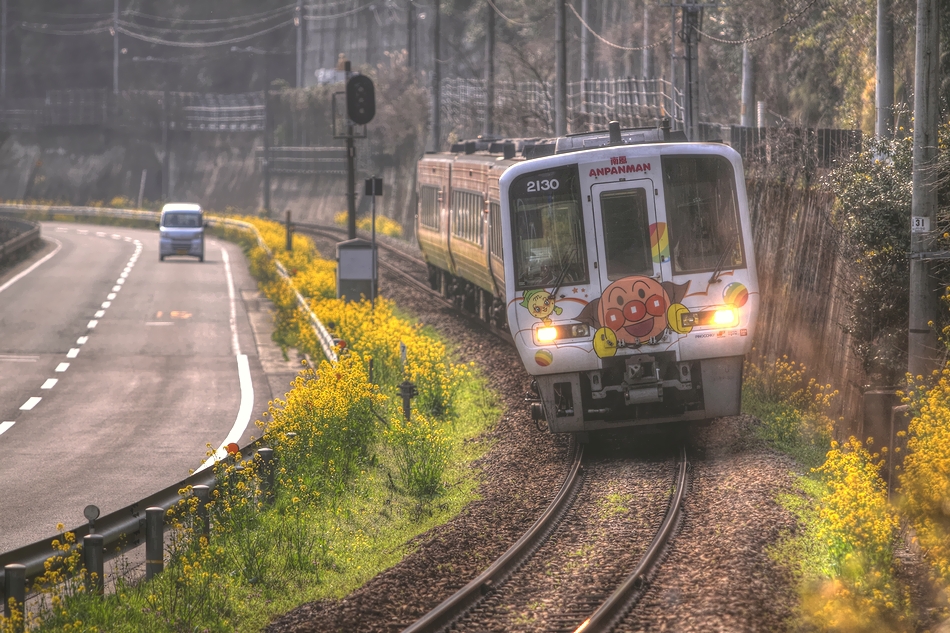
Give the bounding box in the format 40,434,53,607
199,254,204,262
159,255,164,261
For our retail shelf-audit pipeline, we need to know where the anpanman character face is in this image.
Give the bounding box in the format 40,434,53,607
597,276,669,344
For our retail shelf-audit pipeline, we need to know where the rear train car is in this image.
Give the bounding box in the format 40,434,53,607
417,125,759,437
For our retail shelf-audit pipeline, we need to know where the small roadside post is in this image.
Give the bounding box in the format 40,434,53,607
364,176,382,308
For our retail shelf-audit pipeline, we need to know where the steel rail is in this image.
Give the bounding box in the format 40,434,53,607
401,439,585,633
574,444,689,633
0,216,41,264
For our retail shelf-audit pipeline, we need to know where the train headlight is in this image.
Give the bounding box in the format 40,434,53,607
680,307,739,329
534,323,590,344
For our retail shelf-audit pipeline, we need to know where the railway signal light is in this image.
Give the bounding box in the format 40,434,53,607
346,74,375,125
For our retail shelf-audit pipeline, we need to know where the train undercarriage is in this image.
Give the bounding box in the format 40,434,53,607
427,263,507,329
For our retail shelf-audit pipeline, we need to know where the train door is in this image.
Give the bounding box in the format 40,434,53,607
590,179,673,348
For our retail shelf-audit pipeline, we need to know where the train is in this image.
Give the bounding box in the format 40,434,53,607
416,121,759,438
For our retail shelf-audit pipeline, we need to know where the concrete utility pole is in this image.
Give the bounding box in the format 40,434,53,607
681,1,701,140
641,4,653,79
431,0,441,151
876,0,894,138
908,0,941,379
407,0,415,69
296,0,304,88
113,0,119,94
484,1,495,137
345,60,357,239
554,0,567,136
740,43,754,126
1,0,6,101
581,0,591,81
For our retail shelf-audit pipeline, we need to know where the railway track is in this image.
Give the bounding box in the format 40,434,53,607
296,221,690,632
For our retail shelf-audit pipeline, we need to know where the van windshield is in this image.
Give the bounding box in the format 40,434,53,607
163,213,203,228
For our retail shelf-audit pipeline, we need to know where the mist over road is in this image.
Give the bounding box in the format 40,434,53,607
0,223,270,552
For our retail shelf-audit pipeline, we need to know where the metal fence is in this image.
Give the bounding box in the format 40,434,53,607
257,146,347,175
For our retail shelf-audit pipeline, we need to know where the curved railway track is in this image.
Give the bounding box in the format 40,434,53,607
295,221,690,633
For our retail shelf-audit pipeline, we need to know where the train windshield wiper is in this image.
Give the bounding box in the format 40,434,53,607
708,242,735,284
549,247,578,299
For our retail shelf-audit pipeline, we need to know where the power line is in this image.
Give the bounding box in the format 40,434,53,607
124,3,296,25
485,0,533,27
116,19,295,48
303,4,373,21
19,21,112,36
696,0,823,45
567,3,667,52
117,10,293,36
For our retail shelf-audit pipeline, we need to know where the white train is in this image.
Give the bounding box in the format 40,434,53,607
417,122,758,437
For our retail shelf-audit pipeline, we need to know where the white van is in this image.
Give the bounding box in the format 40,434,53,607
158,203,205,262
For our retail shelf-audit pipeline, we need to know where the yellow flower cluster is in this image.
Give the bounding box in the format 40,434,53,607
333,210,404,237
801,438,907,631
900,369,950,588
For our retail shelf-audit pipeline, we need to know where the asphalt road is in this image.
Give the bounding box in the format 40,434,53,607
0,223,273,552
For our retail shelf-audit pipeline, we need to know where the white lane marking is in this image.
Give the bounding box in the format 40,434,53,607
112,285,121,292
94,310,105,318
0,421,14,436
119,272,128,279
196,246,253,473
145,322,174,326
116,278,125,285
41,378,58,389
124,236,132,242
76,336,88,345
107,293,116,300
0,238,63,296
197,354,254,473
20,397,41,410
87,320,98,329
77,229,88,235
101,301,111,308
134,240,141,245
111,234,121,240
0,354,38,362
221,247,240,356
55,227,68,232
96,232,106,237
67,348,80,358
56,363,69,372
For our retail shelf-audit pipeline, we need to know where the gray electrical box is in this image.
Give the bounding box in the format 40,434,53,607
336,238,376,302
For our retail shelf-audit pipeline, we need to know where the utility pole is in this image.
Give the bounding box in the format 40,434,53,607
345,61,356,238
162,87,169,201
113,0,119,94
554,0,567,136
263,57,271,216
407,0,415,69
580,0,591,125
431,0,441,151
740,43,754,127
1,0,6,101
641,4,653,78
908,0,941,379
484,1,495,137
876,0,894,138
296,0,304,88
681,1,702,141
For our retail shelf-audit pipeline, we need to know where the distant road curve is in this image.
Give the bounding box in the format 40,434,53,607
0,223,270,553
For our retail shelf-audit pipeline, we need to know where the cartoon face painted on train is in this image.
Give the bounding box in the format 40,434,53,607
520,289,563,325
578,275,690,357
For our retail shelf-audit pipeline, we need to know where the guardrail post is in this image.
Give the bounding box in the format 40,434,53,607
145,507,164,580
82,534,104,595
192,485,211,536
3,563,25,632
258,448,275,505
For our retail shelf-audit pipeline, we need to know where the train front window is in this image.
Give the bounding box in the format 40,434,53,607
662,155,744,274
601,188,653,280
509,165,588,291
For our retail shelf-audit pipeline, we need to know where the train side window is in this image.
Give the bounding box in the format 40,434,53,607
600,188,652,280
490,202,503,259
662,155,744,274
451,190,484,245
420,185,440,230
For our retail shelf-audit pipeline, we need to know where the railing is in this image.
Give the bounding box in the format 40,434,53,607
258,146,347,175
0,204,337,596
0,216,41,265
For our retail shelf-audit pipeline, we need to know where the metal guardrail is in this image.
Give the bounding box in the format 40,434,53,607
0,204,338,594
256,146,347,175
0,216,41,265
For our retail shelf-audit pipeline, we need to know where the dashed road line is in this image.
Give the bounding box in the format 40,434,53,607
0,355,38,362
41,379,57,390
55,363,70,372
101,301,111,308
0,422,14,436
87,320,98,329
77,336,88,345
20,397,41,411
67,348,80,358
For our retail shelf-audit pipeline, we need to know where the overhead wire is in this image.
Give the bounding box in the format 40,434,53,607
116,10,293,36
303,4,373,21
19,21,112,36
124,3,296,25
695,0,823,45
485,0,533,27
567,3,667,52
116,19,295,48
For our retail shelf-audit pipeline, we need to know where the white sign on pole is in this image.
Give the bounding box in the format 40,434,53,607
912,216,930,233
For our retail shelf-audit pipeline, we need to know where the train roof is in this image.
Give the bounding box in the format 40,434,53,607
426,120,706,165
